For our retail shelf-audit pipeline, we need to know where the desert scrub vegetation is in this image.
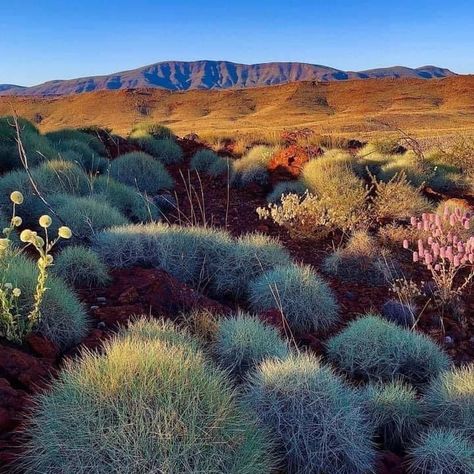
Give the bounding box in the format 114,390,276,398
20,318,274,473
326,315,450,385
132,137,184,165
91,176,161,222
55,139,108,174
45,127,107,156
423,364,474,439
109,151,174,194
129,122,174,140
245,353,376,473
248,263,339,334
323,230,393,285
214,312,289,378
53,245,111,288
232,145,275,187
266,180,308,204
190,149,222,173
363,380,424,451
406,428,474,474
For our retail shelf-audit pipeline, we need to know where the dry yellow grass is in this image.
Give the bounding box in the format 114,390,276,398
1,76,474,141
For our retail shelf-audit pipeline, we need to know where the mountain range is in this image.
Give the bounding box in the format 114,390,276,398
0,61,457,97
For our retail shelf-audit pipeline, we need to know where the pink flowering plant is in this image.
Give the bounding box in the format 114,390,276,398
402,206,473,327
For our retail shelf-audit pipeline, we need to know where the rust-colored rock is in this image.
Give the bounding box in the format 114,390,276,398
376,451,404,474
26,333,60,361
268,145,322,182
117,286,139,305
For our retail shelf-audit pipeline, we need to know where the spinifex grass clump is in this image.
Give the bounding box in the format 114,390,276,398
403,208,473,322
20,318,274,473
214,312,289,378
423,364,474,439
245,353,376,473
326,315,450,385
364,380,424,451
0,191,86,345
190,149,221,173
406,428,474,474
248,263,339,334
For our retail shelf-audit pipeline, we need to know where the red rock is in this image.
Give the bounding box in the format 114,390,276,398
268,144,322,182
26,333,60,360
94,304,145,328
117,286,139,304
0,345,54,391
258,308,285,332
376,451,404,474
299,334,325,355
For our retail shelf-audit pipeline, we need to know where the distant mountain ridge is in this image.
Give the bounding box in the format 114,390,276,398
0,61,457,96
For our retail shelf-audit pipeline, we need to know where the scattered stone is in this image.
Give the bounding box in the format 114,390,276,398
444,335,454,345
90,305,100,310
96,297,107,304
268,144,319,182
117,286,139,305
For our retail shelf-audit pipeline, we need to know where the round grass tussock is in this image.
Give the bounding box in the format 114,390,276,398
46,128,107,156
326,314,451,385
56,139,108,173
1,252,88,349
132,137,183,164
207,156,232,177
364,380,424,450
214,312,289,378
190,149,221,173
406,428,474,474
53,245,111,288
210,232,291,300
423,364,474,439
245,353,376,474
129,122,174,140
109,151,174,194
20,319,274,473
267,181,308,204
248,263,339,334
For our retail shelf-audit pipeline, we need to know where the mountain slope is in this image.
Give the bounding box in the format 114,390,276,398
0,61,457,96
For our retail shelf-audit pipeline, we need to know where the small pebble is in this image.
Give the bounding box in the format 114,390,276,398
96,297,107,303
90,305,99,310
444,336,454,345
97,321,106,329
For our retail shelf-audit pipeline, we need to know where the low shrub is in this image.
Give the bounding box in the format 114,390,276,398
266,181,308,204
406,428,474,474
214,312,289,378
237,167,270,188
91,176,161,222
53,246,111,288
129,122,174,140
423,365,474,439
364,380,424,450
1,251,88,349
132,137,183,164
377,152,432,187
248,263,340,334
46,128,107,156
207,156,232,177
109,152,174,194
326,315,451,385
209,232,291,299
20,318,274,473
245,353,376,473
371,138,403,155
56,139,108,173
190,149,221,173
381,299,416,328
233,145,275,175
56,196,129,242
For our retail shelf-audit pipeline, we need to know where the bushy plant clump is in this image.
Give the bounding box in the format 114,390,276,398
364,380,424,450
129,122,174,140
423,365,474,439
245,353,376,473
56,139,108,173
323,230,393,285
326,315,451,385
406,428,474,474
109,152,174,193
46,128,107,156
91,176,160,222
266,181,308,204
209,232,291,299
132,136,183,164
207,156,232,177
248,263,339,334
56,196,129,242
1,251,88,349
190,149,222,173
232,145,275,187
377,152,432,187
53,246,110,288
20,318,274,473
214,312,289,378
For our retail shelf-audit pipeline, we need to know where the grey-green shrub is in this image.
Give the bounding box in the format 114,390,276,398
423,365,474,439
190,149,221,173
326,315,450,385
364,380,424,450
248,263,339,334
245,353,376,473
232,145,275,187
129,122,174,140
208,156,232,177
214,312,289,378
56,139,108,173
46,128,107,156
267,181,308,204
1,252,88,349
53,246,111,288
20,318,274,473
109,151,174,193
56,196,129,242
209,232,291,299
132,137,183,164
91,176,160,222
406,428,474,474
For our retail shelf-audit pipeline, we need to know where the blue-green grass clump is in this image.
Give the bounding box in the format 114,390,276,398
109,151,174,194
53,246,111,288
56,139,108,173
245,353,376,473
406,428,474,474
190,149,221,173
326,315,451,385
46,128,107,156
20,318,274,473
423,365,474,439
129,122,174,140
364,380,424,450
267,181,308,204
1,251,88,349
214,312,289,378
132,137,183,164
248,263,339,334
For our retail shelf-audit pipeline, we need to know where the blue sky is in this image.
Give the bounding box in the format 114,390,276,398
1,0,473,86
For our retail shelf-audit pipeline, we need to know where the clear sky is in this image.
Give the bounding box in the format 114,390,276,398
1,0,473,86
